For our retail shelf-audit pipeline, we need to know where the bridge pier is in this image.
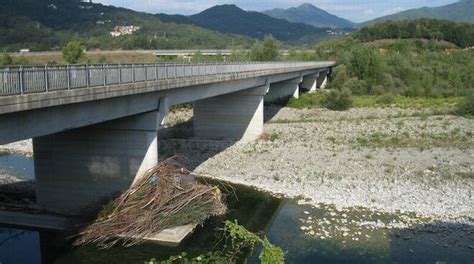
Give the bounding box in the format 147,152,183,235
301,70,329,93
33,110,164,215
265,78,302,103
317,70,329,89
193,86,268,142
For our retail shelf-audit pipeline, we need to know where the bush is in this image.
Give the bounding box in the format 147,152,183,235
250,35,280,61
349,45,384,85
287,92,325,109
323,89,353,111
330,65,349,88
62,41,86,64
377,93,395,105
344,77,368,95
0,53,13,66
458,93,474,116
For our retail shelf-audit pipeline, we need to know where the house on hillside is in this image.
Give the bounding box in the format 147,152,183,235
110,25,141,37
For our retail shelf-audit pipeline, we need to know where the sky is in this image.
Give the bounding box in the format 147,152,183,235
93,0,459,23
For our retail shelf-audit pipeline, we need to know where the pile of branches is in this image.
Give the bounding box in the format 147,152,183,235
74,157,227,249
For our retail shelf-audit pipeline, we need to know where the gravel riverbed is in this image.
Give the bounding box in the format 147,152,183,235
163,107,474,221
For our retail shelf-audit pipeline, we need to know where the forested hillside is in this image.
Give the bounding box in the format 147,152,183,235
362,0,474,26
263,3,355,29
0,0,251,51
355,19,474,48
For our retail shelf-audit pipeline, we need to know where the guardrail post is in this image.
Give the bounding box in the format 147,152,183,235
132,64,135,82
118,64,122,84
155,63,158,80
144,64,148,81
19,66,24,94
174,64,177,79
66,64,71,90
102,64,107,86
86,64,90,88
44,65,49,92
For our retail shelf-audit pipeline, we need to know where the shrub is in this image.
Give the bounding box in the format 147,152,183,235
287,92,325,109
0,53,13,66
458,93,474,116
349,45,384,85
62,41,86,64
344,77,368,95
250,35,280,61
323,89,353,111
377,93,395,105
330,65,349,88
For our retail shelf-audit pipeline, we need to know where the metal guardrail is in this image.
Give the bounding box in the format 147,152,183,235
0,62,327,96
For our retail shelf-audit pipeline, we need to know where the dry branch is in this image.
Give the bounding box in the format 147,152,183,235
74,157,227,249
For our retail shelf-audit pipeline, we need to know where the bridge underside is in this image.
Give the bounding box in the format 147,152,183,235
4,69,331,215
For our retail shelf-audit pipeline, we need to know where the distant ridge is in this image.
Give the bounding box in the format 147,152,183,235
361,0,474,26
158,4,331,43
263,3,356,29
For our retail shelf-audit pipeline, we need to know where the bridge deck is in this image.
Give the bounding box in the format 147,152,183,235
0,61,335,114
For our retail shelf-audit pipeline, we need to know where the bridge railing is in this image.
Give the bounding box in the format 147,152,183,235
0,61,325,96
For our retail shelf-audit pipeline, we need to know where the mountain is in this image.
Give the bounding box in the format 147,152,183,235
157,4,330,43
263,3,356,29
361,0,474,26
0,0,251,51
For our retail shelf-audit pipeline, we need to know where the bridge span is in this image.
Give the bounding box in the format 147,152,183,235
0,61,334,214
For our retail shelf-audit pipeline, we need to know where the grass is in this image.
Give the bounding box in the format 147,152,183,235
287,92,326,109
353,96,463,109
286,92,463,110
259,132,281,142
12,51,159,65
354,131,473,149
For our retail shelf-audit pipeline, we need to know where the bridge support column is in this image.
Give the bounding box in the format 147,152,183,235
301,73,318,93
301,70,329,93
193,86,268,142
316,70,329,89
265,78,301,104
33,110,164,215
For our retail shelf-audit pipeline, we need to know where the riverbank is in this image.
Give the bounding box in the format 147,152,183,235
163,106,473,221
0,140,33,157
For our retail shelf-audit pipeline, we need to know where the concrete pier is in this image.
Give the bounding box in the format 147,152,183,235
301,73,319,92
265,78,302,103
317,70,329,89
33,111,163,215
193,86,268,141
301,70,329,92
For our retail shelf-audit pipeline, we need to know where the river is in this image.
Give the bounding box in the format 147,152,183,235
0,154,472,263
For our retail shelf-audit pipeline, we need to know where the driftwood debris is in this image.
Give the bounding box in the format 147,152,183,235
74,157,227,249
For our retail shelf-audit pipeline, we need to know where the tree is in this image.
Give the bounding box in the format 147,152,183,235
349,45,383,88
250,35,280,61
0,53,13,66
62,41,86,64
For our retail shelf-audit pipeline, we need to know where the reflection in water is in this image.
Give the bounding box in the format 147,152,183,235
0,228,41,264
0,155,34,181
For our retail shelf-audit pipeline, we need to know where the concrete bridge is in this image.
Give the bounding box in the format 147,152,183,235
0,61,334,215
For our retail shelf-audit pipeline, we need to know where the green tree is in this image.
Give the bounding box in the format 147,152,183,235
250,35,280,61
62,41,86,64
0,53,13,66
349,45,383,89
